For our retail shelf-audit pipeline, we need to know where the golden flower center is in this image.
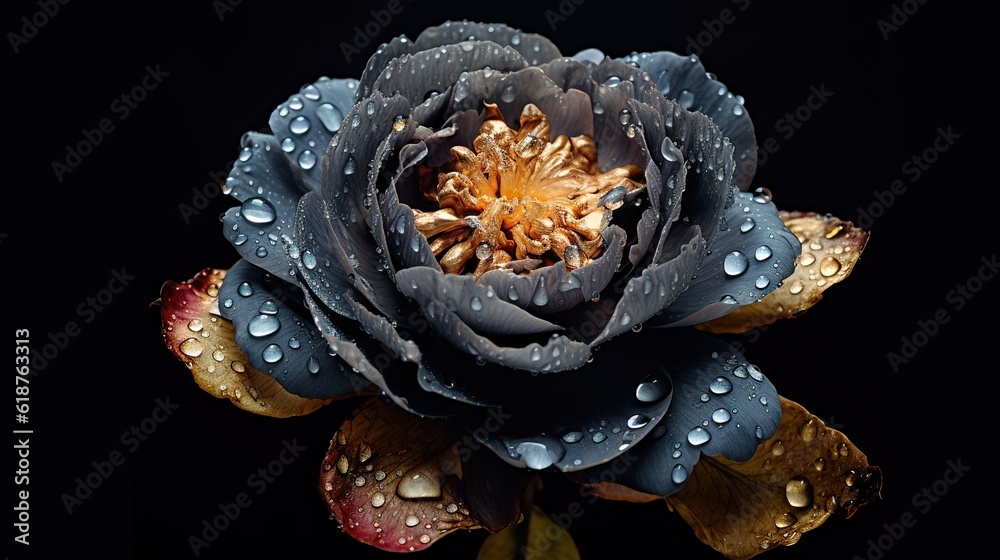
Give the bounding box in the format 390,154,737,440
413,103,645,277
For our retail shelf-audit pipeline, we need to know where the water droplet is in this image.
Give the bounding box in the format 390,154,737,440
262,343,283,363
530,347,541,362
724,251,749,276
618,108,632,125
636,376,670,402
592,102,604,115
789,280,804,294
258,299,278,315
398,471,442,499
710,376,733,395
180,338,204,357
419,534,431,544
748,364,764,381
351,114,361,128
775,512,797,528
288,97,304,110
531,281,549,306
838,443,849,457
677,90,695,109
562,431,584,444
241,197,277,225
732,366,748,378
687,427,710,446
281,138,295,152
755,245,772,261
248,314,281,337
354,475,366,487
813,457,827,471
371,493,386,508
302,251,318,270
733,104,745,116
223,297,234,308
627,414,650,429
740,218,756,233
752,187,772,204
515,441,560,470
771,440,785,456
501,85,516,103
620,313,631,326
344,156,358,175
470,296,483,311
756,426,764,438
712,408,732,424
800,419,816,442
231,361,246,373
799,252,816,266
316,103,343,133
298,150,316,170
308,356,320,374
785,477,814,508
405,514,420,527
820,256,841,276
290,116,311,135
445,503,459,514
233,233,248,246
671,464,689,484
592,432,607,443
754,275,770,289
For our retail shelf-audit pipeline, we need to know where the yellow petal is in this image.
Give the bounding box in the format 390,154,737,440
697,211,869,334
477,504,582,560
664,396,882,560
156,268,332,418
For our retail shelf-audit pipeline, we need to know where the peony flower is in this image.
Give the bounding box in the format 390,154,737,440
158,20,881,559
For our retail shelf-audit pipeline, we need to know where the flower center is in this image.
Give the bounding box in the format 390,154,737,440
413,103,645,277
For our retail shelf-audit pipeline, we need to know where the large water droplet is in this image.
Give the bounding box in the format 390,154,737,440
370,493,386,508
592,432,607,443
740,217,756,233
627,414,650,429
636,376,670,403
397,471,443,499
290,116,311,135
755,245,773,261
298,150,316,170
344,156,358,175
677,90,695,109
709,376,733,395
530,347,541,362
258,299,278,315
775,512,797,528
752,187,772,204
501,85,516,103
507,285,519,301
515,441,560,470
302,250,318,270
755,275,770,289
248,314,281,337
241,197,277,225
307,356,320,374
671,464,689,484
712,408,732,424
820,256,842,276
470,296,483,311
562,431,584,444
262,343,283,363
785,477,814,508
281,138,295,152
799,252,816,266
724,251,749,276
687,427,710,446
316,103,343,133
660,138,678,161
179,338,204,357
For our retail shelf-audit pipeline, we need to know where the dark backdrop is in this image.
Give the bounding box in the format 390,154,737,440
5,1,985,559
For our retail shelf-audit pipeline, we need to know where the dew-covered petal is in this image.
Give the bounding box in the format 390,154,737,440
319,397,515,553
322,91,413,323
589,227,705,346
623,51,758,190
394,267,562,337
652,191,800,327
464,333,676,472
302,289,461,418
221,132,303,280
570,331,780,497
289,192,356,319
414,20,562,66
157,268,350,416
216,260,374,399
269,77,359,192
697,212,869,333
478,226,627,318
371,41,528,110
664,397,882,559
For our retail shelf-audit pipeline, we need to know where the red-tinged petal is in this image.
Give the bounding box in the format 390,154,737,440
156,268,332,418
320,397,522,552
697,212,869,334
663,396,882,560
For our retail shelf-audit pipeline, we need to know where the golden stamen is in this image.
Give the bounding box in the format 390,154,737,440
413,102,645,277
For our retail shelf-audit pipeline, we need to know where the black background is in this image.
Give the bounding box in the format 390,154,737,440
5,0,986,559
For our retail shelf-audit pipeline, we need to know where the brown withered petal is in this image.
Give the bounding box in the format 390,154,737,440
663,396,882,560
696,212,869,334
320,397,521,552
157,268,332,418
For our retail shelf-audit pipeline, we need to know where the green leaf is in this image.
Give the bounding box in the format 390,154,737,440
477,504,582,560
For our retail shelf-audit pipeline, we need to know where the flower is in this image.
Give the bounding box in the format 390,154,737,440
158,20,881,558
